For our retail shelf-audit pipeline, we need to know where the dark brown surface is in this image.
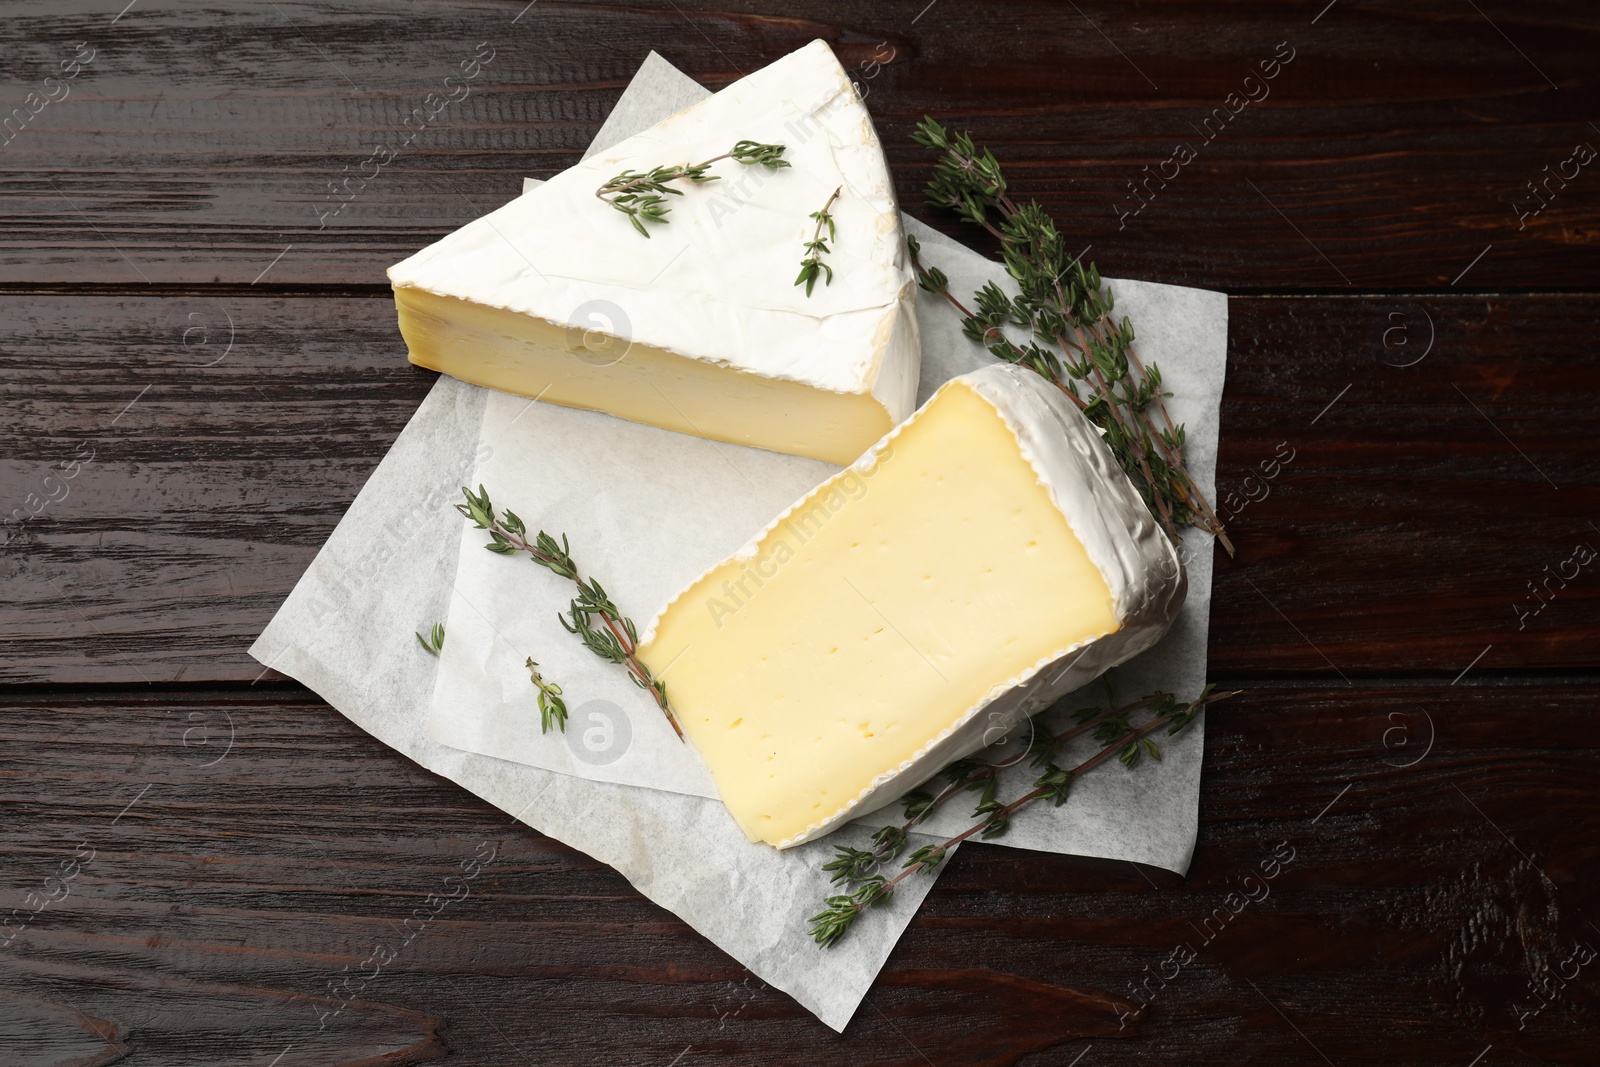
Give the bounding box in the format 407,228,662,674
3,687,1596,1066
3,1,1597,1064
4,1,1598,291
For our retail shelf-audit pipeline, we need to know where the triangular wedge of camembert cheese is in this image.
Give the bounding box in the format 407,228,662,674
636,364,1186,848
388,40,919,465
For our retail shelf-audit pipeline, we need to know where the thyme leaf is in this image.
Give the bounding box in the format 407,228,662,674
415,622,445,656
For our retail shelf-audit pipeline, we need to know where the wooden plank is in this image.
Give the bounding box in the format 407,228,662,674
3,292,1596,684
1212,293,1600,680
2,1,1596,288
0,290,429,685
1,685,1594,1063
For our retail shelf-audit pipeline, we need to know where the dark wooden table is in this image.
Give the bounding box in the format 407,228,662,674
4,2,1598,1063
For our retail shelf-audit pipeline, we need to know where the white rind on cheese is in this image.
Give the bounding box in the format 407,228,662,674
387,39,919,433
641,363,1186,848
965,365,1187,636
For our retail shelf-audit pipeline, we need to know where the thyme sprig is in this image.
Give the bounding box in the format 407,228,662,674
908,118,1233,556
525,657,569,734
415,622,445,656
457,486,684,740
808,686,1237,948
796,185,841,296
596,140,790,237
819,700,1136,894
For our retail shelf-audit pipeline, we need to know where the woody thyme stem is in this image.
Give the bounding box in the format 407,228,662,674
905,238,1092,415
809,688,1235,947
456,486,684,740
594,149,739,200
508,525,681,740
860,702,1140,864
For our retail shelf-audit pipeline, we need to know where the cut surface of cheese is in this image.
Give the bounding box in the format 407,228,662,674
387,39,919,465
637,364,1187,848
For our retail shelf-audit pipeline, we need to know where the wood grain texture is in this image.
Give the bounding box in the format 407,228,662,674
3,0,1596,1061
1213,293,1600,679
2,292,1596,685
2,1,1596,289
1,686,1594,1065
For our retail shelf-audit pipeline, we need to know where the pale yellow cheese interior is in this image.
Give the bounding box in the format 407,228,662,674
637,381,1119,846
394,287,894,465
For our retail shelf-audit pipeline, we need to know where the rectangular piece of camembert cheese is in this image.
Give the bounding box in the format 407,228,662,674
387,40,919,465
635,364,1186,848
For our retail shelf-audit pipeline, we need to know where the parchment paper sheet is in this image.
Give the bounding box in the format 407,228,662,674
248,371,952,1032
429,55,1226,872
251,51,1227,1030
